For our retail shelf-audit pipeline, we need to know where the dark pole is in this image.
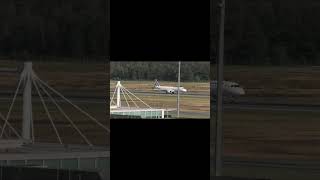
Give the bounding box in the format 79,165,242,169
106,0,110,59
215,0,225,177
177,61,181,118
210,0,215,177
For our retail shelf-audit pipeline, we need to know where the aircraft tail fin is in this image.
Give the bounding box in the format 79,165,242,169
154,79,160,88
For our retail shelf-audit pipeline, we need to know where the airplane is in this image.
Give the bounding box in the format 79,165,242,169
153,79,187,94
211,80,245,99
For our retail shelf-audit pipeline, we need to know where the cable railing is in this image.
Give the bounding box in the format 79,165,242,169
0,62,109,148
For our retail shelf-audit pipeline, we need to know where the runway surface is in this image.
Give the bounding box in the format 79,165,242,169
221,157,320,170
0,96,106,104
0,93,319,113
217,103,320,112
117,90,320,112
127,90,210,97
211,157,320,180
0,88,319,118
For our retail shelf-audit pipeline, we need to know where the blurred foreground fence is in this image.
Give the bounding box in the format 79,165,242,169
0,165,102,180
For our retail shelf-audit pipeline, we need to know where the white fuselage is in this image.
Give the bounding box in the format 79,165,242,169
211,80,245,96
154,85,187,94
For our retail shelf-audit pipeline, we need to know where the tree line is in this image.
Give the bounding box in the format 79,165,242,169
0,0,107,59
216,0,320,65
1,0,320,65
110,62,210,82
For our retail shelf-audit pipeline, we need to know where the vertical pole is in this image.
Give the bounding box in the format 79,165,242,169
215,0,225,177
106,0,110,58
161,110,164,119
210,0,215,176
22,62,33,141
167,108,168,118
116,81,121,108
77,158,80,169
177,61,181,118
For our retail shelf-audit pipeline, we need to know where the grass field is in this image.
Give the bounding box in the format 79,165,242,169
209,66,320,164
0,99,108,145
219,109,320,179
110,80,210,94
2,60,320,158
0,60,107,96
223,109,320,160
110,92,210,118
223,163,320,180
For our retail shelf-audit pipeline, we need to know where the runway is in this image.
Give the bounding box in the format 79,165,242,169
185,102,320,118
211,157,320,180
1,90,319,114
217,103,320,112
221,157,320,170
116,90,320,112
0,96,106,104
113,90,210,97
0,96,318,113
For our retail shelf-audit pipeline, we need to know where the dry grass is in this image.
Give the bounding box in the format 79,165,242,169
0,101,109,146
223,109,320,160
110,80,210,93
141,94,209,112
110,93,210,114
0,60,107,96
